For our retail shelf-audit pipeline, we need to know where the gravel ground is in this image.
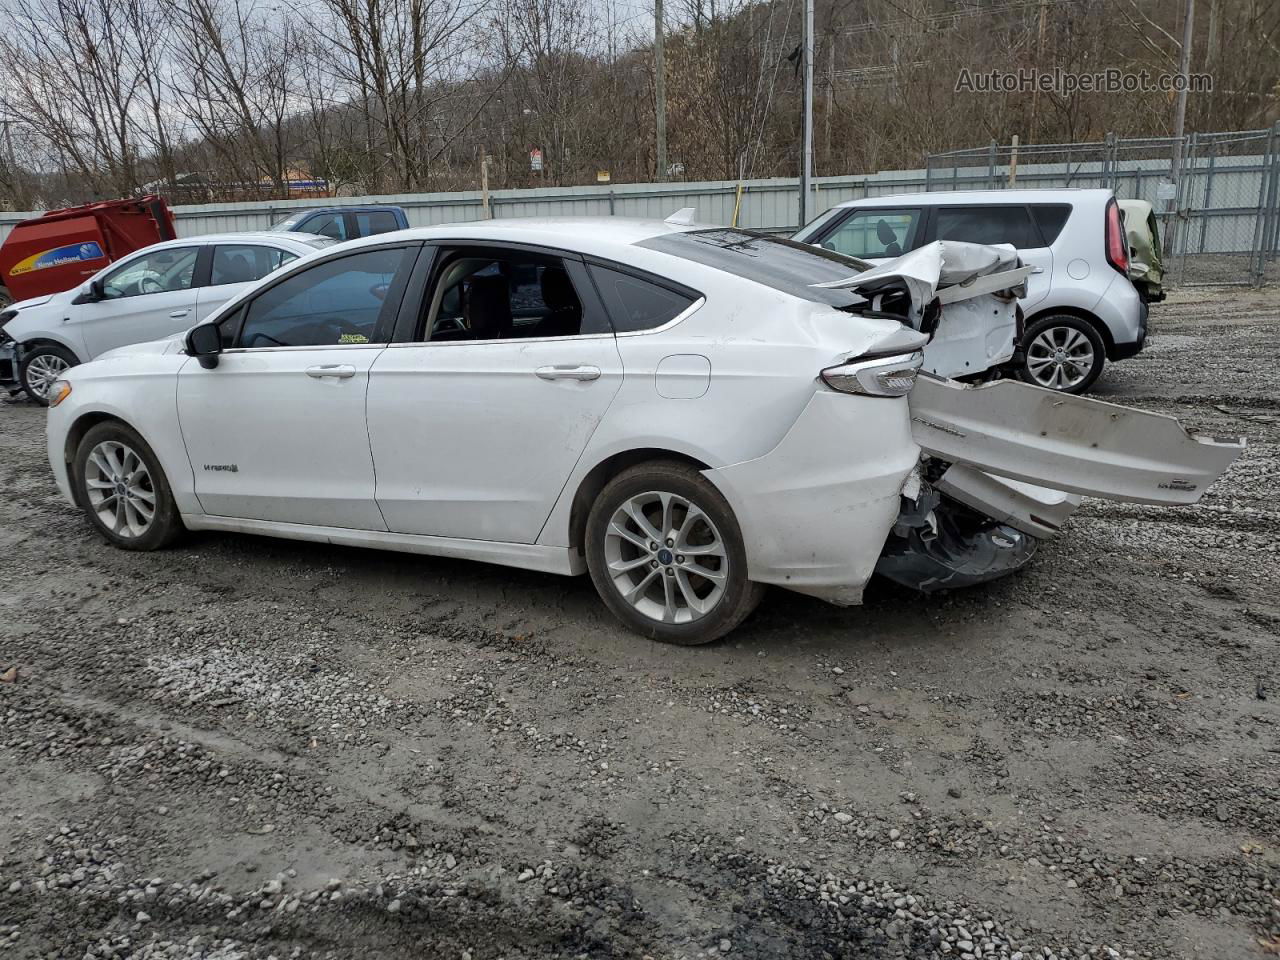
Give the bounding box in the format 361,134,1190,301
1,287,1278,960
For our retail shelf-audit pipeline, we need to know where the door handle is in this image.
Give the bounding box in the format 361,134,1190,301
1030,267,1045,274
169,310,190,318
305,364,356,379
535,364,601,381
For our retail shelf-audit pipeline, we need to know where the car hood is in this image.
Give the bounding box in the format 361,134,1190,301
95,336,187,362
10,292,59,311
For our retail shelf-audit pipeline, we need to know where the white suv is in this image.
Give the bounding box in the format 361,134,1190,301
794,189,1148,393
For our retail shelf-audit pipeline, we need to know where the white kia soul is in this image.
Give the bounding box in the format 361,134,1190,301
43,219,1240,644
794,189,1148,393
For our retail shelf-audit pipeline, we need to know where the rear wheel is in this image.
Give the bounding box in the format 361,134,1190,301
72,421,184,550
19,344,77,405
1018,315,1105,394
585,460,764,645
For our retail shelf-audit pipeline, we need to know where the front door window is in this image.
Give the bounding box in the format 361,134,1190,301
819,209,921,259
102,248,199,299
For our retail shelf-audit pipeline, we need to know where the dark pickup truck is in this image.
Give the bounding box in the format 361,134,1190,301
272,205,409,242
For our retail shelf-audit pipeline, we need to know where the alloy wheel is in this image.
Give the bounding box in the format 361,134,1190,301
1025,325,1095,390
83,440,156,539
24,353,70,400
603,490,728,625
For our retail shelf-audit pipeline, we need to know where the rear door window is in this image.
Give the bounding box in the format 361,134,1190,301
209,245,297,286
933,205,1039,248
817,208,921,258
424,247,611,341
354,211,402,236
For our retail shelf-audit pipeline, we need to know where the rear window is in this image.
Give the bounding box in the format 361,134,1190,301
638,229,872,309
1030,204,1072,245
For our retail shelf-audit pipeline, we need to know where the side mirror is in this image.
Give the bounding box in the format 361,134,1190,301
72,279,105,305
186,323,222,369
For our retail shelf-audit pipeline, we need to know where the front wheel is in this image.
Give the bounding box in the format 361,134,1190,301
19,344,77,405
585,460,765,645
1018,315,1105,394
72,421,184,550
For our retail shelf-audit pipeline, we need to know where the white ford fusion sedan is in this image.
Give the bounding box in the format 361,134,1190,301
44,218,1244,644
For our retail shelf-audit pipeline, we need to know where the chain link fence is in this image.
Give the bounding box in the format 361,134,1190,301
925,125,1280,288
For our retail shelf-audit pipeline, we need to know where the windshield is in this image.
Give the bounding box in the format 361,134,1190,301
638,229,873,308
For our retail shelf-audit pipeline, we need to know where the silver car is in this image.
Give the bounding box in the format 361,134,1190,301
794,188,1148,393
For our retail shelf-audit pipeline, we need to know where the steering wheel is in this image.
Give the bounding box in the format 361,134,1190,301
139,275,165,295
432,316,467,335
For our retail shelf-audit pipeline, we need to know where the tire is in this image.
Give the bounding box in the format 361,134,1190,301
585,460,765,645
1018,314,1105,394
72,421,184,550
19,343,78,406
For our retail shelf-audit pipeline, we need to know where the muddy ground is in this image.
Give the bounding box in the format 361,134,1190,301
1,287,1277,960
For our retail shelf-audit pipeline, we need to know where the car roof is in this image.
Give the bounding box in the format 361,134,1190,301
325,217,700,260
833,188,1113,208
290,205,402,214
148,232,326,251
153,231,320,248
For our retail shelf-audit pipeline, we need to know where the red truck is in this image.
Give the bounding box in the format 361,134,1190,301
0,196,177,307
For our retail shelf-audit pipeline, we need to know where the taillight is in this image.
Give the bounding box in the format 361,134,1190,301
1105,199,1128,274
820,351,924,397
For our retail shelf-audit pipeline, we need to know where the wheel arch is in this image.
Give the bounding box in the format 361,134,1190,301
63,411,145,473
19,335,83,362
565,448,712,556
1022,306,1115,355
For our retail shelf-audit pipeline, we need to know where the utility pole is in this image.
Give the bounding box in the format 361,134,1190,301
798,0,814,227
1169,0,1195,184
825,40,834,160
1029,0,1048,142
655,0,667,182
1166,0,1195,257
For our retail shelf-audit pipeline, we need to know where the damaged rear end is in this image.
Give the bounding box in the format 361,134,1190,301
815,240,1246,596
874,368,1246,595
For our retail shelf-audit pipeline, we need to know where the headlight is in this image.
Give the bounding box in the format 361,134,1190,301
47,380,72,407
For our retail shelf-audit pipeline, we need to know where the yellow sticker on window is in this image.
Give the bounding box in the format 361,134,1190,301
338,333,369,344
